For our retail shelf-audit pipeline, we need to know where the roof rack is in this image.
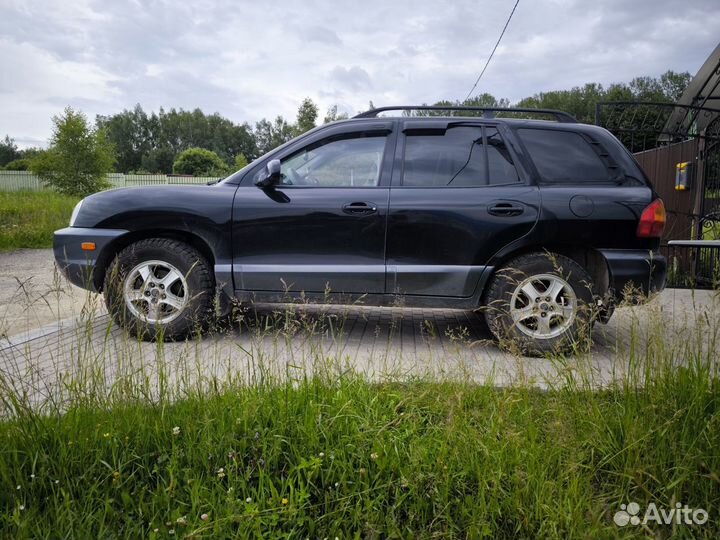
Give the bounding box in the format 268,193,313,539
353,105,578,123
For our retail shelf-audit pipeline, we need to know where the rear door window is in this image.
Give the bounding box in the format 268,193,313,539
517,128,612,184
402,126,520,187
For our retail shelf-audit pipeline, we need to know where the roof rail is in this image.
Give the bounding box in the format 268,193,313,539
353,105,578,123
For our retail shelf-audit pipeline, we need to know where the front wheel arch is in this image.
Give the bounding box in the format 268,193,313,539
93,230,217,292
103,237,215,340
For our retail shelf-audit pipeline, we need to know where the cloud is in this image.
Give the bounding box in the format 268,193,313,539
329,66,372,91
299,25,343,46
0,0,718,146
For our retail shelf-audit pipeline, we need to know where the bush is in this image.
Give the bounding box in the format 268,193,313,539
173,147,229,177
3,158,31,171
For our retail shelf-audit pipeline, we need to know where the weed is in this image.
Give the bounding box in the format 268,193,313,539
0,266,719,537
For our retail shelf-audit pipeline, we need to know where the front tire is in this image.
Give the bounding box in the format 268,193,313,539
483,252,596,356
104,238,214,340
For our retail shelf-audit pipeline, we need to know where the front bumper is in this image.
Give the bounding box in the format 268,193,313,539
53,227,128,291
599,249,667,300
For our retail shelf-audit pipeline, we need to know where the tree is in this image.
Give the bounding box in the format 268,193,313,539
515,85,602,124
295,98,319,135
659,70,692,102
464,93,510,108
172,147,229,176
19,147,44,161
141,145,175,174
234,153,249,169
31,107,115,197
97,105,258,173
423,94,510,117
0,135,20,167
512,73,691,126
254,116,295,155
96,104,151,173
323,105,349,124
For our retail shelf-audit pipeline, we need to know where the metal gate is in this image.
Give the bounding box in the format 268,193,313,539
596,102,720,288
702,117,720,218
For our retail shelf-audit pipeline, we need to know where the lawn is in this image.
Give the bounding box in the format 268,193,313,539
1,364,718,538
0,191,78,251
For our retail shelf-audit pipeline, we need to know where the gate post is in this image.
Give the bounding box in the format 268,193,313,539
691,132,707,239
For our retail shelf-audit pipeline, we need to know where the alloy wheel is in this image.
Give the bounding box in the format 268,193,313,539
509,273,577,339
123,260,189,324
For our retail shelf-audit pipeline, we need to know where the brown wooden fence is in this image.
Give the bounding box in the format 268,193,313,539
633,139,701,242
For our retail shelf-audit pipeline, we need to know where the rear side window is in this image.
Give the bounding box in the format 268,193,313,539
402,126,519,187
517,128,612,184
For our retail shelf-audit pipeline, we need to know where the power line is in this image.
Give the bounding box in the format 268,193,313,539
463,0,520,102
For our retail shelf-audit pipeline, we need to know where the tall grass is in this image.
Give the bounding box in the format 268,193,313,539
0,284,719,537
0,191,78,251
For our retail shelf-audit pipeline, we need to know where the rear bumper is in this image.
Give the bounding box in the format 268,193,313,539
53,227,128,291
599,249,667,299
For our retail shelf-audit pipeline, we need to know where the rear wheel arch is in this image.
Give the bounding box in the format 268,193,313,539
481,244,611,303
94,230,217,291
482,250,598,355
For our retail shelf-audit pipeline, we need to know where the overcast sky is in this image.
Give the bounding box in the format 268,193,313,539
1,0,719,147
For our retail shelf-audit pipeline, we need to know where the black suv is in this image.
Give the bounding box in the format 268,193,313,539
54,106,667,353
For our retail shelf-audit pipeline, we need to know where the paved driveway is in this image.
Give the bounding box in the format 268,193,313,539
1,249,718,409
1,249,96,338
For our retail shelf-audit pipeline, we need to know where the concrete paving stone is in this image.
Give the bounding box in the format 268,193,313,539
1,250,719,410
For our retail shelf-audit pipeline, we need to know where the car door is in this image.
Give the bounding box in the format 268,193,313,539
386,121,540,297
231,122,395,296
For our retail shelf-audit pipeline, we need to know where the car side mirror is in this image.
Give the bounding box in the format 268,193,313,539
255,159,281,188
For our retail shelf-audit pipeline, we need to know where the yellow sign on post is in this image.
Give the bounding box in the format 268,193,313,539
675,161,692,191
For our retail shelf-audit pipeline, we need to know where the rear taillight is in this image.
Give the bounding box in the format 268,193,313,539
636,199,666,238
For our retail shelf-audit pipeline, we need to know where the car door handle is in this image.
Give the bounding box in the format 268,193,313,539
488,203,524,217
342,202,377,215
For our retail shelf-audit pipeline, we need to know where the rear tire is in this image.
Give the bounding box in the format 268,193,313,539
483,252,596,356
104,238,214,340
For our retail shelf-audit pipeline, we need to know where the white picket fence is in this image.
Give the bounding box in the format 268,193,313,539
0,171,224,192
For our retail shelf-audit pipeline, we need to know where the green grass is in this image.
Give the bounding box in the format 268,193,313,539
0,220,718,537
1,366,718,538
0,191,78,251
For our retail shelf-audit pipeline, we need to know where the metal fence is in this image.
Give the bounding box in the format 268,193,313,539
661,243,720,289
0,171,223,192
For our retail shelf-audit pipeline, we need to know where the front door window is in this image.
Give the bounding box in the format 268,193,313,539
280,136,386,187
